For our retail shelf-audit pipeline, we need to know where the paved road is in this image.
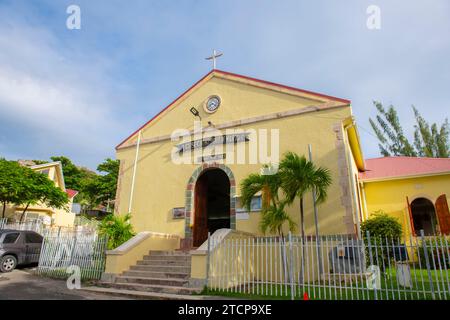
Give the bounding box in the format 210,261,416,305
0,268,128,300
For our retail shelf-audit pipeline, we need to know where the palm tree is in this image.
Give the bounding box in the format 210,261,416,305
259,201,296,237
240,163,299,237
241,168,296,283
98,213,136,249
240,165,282,212
279,152,332,240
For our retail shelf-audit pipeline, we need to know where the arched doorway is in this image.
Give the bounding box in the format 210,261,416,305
193,169,231,247
411,198,437,236
182,163,236,249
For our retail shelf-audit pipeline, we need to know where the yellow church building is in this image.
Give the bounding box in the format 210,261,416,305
104,69,450,288
114,69,367,248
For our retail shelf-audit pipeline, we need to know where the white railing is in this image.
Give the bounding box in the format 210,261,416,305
37,232,108,280
0,218,97,237
207,230,450,300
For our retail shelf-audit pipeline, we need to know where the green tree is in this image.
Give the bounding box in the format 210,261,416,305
0,159,69,221
369,101,449,157
279,152,332,240
50,156,84,190
240,164,296,236
0,159,25,218
80,158,119,211
240,165,296,283
369,101,417,157
240,165,282,212
98,213,135,249
259,202,296,237
413,107,449,158
16,169,69,222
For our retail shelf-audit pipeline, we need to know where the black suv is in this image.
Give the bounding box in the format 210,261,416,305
0,230,43,272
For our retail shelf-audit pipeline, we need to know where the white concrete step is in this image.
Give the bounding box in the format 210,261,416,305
102,282,201,295
116,275,190,287
149,250,190,256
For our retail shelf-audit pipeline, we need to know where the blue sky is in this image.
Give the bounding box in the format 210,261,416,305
0,0,449,170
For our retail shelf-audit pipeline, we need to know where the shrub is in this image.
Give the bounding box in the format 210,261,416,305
98,213,135,250
417,237,450,269
361,211,403,271
361,211,403,240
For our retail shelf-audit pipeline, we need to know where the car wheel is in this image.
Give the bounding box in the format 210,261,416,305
0,255,17,273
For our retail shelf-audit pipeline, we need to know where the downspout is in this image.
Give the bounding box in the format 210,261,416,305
359,181,369,220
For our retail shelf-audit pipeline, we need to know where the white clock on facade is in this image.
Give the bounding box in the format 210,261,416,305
204,95,221,113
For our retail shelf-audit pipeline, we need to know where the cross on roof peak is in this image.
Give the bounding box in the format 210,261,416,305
205,49,223,69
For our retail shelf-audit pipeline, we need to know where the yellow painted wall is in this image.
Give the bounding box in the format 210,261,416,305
104,232,180,276
361,174,450,237
115,73,356,240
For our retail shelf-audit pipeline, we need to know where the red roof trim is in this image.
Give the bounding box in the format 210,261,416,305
115,69,351,149
65,189,79,199
214,69,351,104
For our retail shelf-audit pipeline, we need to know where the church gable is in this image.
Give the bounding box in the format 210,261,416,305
116,70,350,149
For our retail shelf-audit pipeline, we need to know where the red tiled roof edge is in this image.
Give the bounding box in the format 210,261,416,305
66,189,79,199
359,156,450,180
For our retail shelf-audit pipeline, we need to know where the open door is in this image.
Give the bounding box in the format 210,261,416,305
406,197,416,236
435,194,450,235
193,174,208,247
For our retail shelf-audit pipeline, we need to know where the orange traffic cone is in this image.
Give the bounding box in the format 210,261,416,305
303,292,309,300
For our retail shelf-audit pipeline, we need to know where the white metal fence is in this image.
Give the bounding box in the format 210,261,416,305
0,217,97,237
0,217,107,280
37,233,108,280
207,230,450,300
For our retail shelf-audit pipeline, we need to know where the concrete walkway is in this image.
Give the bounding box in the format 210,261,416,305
81,286,239,300
0,268,130,300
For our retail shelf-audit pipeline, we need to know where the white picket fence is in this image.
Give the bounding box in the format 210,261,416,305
0,217,107,280
0,217,97,237
37,233,108,280
207,231,450,300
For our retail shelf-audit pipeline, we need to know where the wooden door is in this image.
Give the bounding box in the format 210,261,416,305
193,175,208,247
406,196,416,236
435,194,450,235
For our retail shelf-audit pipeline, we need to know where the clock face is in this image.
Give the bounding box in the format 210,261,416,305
205,95,221,113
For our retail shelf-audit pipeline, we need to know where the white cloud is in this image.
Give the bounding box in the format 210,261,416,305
0,7,129,169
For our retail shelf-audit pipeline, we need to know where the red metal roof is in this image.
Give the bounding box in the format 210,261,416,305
359,157,450,181
115,69,351,149
65,189,79,199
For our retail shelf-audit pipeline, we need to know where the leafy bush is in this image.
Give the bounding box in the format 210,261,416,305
98,213,135,250
361,211,403,271
361,211,403,240
417,237,450,269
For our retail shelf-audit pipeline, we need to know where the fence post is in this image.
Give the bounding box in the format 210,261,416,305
206,232,211,288
288,232,295,300
69,233,78,267
420,229,435,300
366,231,378,300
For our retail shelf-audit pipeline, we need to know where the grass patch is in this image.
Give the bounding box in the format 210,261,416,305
202,267,450,300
